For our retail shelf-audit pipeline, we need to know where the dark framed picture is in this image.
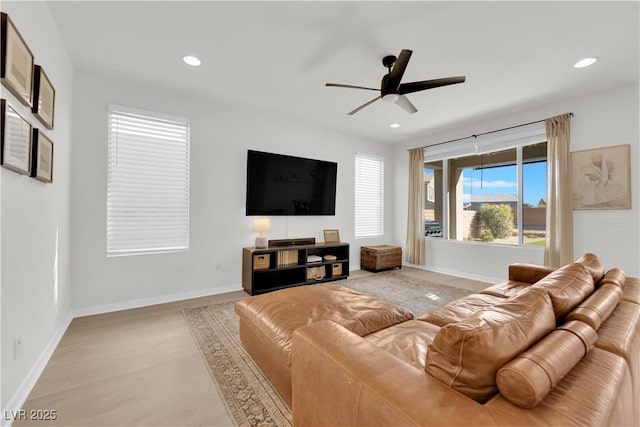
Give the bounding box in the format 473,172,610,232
0,13,34,107
1,99,32,175
32,65,55,129
323,229,341,243
31,129,53,183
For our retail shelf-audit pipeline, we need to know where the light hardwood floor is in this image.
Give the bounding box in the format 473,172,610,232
14,268,488,427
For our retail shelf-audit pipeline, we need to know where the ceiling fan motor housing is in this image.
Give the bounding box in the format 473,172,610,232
380,75,398,100
382,55,397,69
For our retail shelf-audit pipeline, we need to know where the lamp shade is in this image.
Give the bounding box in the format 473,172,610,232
253,218,271,233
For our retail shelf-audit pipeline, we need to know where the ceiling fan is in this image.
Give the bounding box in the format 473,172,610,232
326,49,466,115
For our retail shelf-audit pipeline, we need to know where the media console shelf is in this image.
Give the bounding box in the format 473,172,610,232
242,242,350,295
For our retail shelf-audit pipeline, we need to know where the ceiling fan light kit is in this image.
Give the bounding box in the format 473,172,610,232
326,49,466,115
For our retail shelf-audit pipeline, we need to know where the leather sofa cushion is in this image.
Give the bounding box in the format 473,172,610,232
234,284,413,367
566,283,622,330
531,262,595,319
601,267,626,289
486,348,634,427
480,280,531,299
365,320,440,370
574,253,605,283
623,276,639,304
418,293,506,327
496,320,597,408
426,287,556,402
596,300,640,359
508,263,554,284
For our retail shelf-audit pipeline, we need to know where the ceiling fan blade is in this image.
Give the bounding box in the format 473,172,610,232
386,49,412,91
326,83,380,92
398,76,466,95
347,96,381,115
395,95,418,114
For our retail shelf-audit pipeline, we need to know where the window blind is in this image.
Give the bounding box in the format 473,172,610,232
107,105,190,256
355,154,384,238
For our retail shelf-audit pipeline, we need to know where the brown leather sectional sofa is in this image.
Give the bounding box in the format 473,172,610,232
237,254,640,426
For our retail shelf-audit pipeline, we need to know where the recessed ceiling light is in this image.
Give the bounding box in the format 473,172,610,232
390,123,400,128
574,57,597,68
183,55,201,66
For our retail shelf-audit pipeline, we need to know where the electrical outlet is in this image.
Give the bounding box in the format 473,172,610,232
14,336,22,359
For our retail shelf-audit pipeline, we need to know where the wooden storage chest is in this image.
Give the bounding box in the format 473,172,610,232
360,245,402,272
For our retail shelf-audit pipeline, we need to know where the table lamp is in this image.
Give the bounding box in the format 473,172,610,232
253,218,271,249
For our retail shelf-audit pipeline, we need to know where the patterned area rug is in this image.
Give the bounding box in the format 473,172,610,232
183,270,473,427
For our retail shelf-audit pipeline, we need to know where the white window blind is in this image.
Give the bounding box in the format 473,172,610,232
107,105,190,256
355,154,384,238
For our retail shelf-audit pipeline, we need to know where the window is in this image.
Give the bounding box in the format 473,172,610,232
423,133,547,246
107,105,190,256
355,154,384,238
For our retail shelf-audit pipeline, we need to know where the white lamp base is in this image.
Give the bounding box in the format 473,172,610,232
255,233,268,249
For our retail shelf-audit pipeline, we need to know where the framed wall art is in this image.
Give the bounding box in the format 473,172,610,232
31,129,53,183
323,229,340,243
1,13,34,107
32,65,55,129
1,99,32,175
571,144,631,210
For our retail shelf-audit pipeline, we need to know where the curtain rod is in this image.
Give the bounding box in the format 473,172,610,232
409,112,573,151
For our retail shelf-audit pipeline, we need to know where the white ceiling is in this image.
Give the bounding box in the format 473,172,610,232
47,1,639,144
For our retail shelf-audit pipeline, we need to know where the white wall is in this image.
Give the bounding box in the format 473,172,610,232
392,83,640,281
1,2,74,417
70,71,393,313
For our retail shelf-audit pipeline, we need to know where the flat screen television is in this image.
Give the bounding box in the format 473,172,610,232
246,150,337,215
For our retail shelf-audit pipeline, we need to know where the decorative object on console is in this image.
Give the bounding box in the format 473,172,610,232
32,65,55,129
1,99,32,175
571,144,631,210
1,13,34,107
323,229,340,243
253,218,270,249
31,129,53,183
307,255,322,264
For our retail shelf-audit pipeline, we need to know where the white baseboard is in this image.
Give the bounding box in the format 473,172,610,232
72,284,242,318
2,313,73,427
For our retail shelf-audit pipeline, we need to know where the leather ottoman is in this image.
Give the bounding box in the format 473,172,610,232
234,284,413,407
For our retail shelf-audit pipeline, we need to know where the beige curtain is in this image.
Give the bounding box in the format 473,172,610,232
544,113,573,267
406,148,425,265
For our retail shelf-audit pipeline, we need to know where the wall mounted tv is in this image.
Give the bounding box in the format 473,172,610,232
246,150,337,216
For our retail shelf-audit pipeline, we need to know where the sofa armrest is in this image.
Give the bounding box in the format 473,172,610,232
291,320,497,427
508,263,555,284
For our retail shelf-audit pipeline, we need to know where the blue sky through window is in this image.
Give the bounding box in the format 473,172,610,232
425,161,547,207
462,162,546,206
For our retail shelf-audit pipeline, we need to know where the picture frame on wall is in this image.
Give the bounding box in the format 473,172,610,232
32,65,55,129
0,13,34,107
323,229,340,244
1,99,32,175
31,128,53,183
571,144,631,210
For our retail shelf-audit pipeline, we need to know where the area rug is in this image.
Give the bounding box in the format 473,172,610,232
183,270,473,427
